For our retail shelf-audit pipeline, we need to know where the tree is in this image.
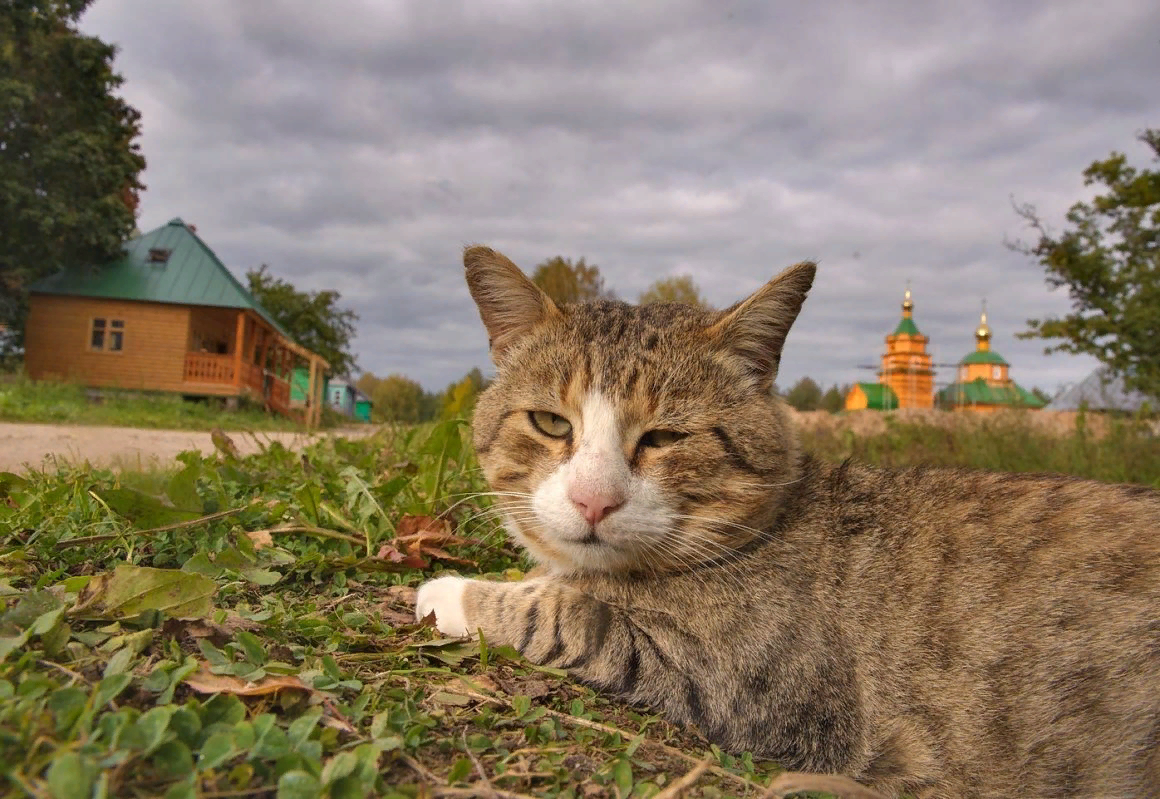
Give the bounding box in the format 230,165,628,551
246,265,360,376
1009,129,1160,400
638,275,710,308
368,373,424,423
820,384,849,413
440,367,489,419
0,0,147,350
530,256,613,305
785,377,823,411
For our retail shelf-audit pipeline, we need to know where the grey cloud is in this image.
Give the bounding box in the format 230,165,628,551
81,0,1155,396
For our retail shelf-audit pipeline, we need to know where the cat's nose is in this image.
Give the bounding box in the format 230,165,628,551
568,487,625,525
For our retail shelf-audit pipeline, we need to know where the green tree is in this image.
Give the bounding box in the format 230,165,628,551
638,275,710,308
1010,129,1160,399
0,0,147,350
785,377,823,411
368,373,424,423
531,256,613,305
246,265,360,377
820,384,849,413
440,367,489,419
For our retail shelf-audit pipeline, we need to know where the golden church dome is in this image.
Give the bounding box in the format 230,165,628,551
975,306,991,343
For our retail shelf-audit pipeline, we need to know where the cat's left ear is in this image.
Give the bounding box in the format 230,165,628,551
707,261,817,389
464,246,560,364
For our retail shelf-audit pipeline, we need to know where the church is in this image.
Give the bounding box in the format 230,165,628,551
844,290,1043,413
844,288,933,411
936,306,1045,412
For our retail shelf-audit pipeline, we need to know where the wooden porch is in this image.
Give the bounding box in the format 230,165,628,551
183,308,328,427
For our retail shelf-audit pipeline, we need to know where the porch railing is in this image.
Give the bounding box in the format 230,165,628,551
184,353,234,384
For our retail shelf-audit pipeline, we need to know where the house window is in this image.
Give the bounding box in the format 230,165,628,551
90,318,125,352
992,366,1001,380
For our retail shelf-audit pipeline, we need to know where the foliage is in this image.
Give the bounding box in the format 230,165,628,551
1010,129,1160,400
246,265,360,378
638,275,710,308
820,384,850,414
0,419,790,798
440,367,488,420
358,373,424,424
2,412,1157,795
800,410,1160,488
530,256,613,305
0,0,146,350
0,374,325,431
784,377,823,411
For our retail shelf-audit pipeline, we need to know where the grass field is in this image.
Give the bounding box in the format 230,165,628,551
2,411,1157,798
0,375,337,432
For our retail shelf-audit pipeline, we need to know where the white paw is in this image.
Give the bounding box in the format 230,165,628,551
415,576,471,637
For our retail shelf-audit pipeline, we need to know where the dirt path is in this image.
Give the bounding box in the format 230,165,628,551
0,422,377,473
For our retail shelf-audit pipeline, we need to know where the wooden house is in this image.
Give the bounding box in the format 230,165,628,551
936,308,1044,412
845,288,934,411
23,218,329,425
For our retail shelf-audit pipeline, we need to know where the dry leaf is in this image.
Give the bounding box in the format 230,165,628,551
379,606,417,627
246,529,274,550
396,514,453,539
385,585,417,605
184,663,309,697
374,543,428,569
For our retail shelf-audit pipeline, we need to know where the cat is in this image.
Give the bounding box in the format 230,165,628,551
415,246,1160,798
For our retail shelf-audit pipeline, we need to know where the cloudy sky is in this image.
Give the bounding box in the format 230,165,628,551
80,0,1159,397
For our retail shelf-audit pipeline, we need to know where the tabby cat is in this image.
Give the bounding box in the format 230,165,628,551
415,246,1160,798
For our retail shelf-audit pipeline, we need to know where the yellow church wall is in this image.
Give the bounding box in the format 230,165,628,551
845,385,869,410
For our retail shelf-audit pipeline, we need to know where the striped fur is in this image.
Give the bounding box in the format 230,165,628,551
416,246,1160,798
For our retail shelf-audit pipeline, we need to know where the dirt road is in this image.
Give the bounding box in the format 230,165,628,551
0,422,375,473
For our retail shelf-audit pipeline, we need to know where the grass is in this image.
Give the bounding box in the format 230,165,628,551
801,409,1160,488
0,375,343,432
1,412,1157,798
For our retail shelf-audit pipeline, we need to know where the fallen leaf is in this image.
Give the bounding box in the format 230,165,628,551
384,585,417,605
74,566,216,620
184,662,309,697
374,543,428,569
396,514,453,539
246,530,274,550
378,607,416,627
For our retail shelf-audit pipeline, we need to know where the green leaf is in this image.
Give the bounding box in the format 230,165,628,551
277,770,323,799
320,751,359,785
197,731,236,771
235,631,267,665
151,740,194,777
93,673,132,708
103,646,134,677
286,709,322,750
447,757,472,784
95,487,204,529
613,757,634,799
136,705,175,754
46,751,99,799
166,464,204,512
83,565,216,620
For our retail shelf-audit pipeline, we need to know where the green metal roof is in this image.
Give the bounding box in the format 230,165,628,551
855,382,899,410
29,218,296,342
960,349,1008,366
938,378,1045,408
891,317,921,336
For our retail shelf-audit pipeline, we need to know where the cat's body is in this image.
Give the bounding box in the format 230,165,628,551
416,247,1160,798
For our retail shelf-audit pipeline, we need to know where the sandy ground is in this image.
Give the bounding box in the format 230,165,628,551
0,422,376,473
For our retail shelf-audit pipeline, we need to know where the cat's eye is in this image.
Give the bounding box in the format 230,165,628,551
529,411,572,438
638,429,687,449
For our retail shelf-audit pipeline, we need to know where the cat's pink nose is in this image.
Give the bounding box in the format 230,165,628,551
569,487,625,525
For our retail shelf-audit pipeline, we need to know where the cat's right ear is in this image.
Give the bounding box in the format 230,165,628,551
464,246,560,363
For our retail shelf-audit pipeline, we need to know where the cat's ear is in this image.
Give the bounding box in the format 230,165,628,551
464,246,560,362
707,261,817,388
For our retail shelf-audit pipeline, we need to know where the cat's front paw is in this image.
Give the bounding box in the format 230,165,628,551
415,576,472,637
